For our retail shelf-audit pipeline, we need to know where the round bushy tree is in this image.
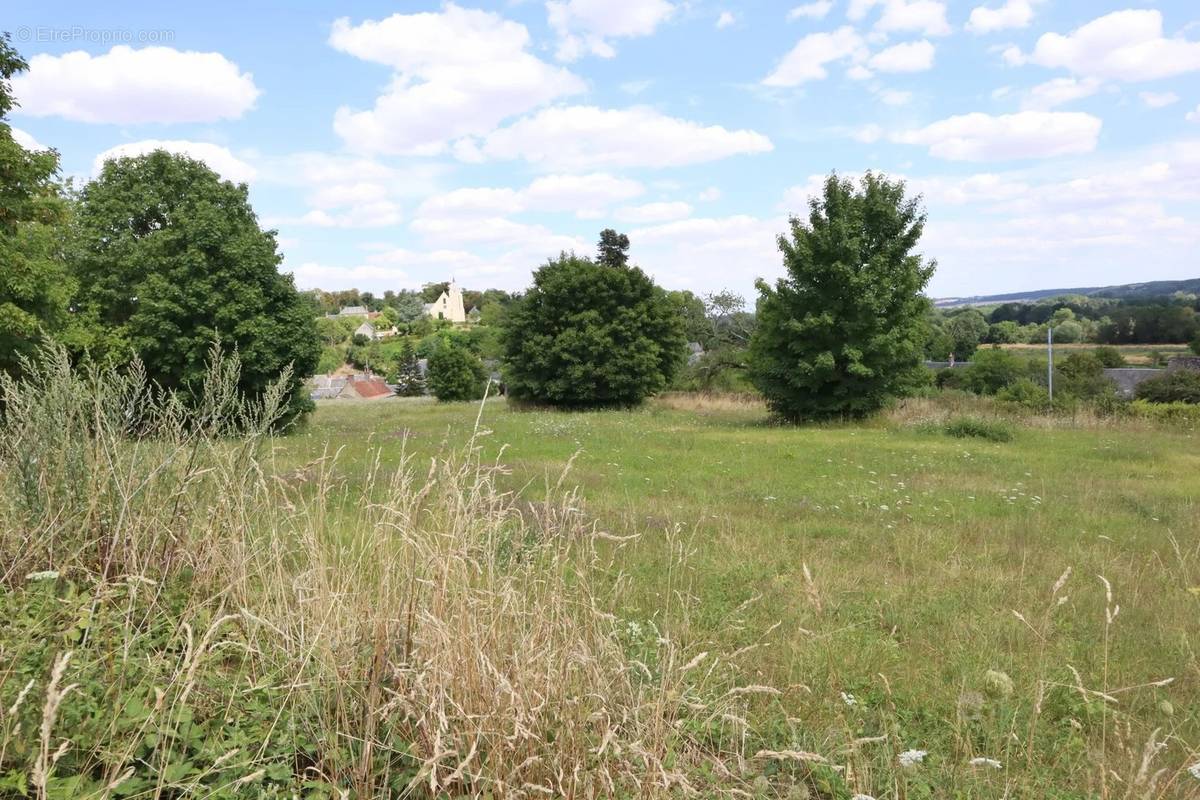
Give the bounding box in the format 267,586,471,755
427,342,487,401
71,150,320,425
502,248,686,407
749,172,935,420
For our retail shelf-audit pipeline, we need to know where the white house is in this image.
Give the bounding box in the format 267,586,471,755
423,279,467,323
354,321,378,340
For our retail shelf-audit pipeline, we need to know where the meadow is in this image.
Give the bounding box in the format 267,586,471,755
276,393,1200,797
3,354,1199,798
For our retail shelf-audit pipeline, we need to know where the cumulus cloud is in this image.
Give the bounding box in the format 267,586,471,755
716,12,736,29
966,0,1038,34
1010,10,1200,82
894,111,1102,160
878,89,913,106
1020,77,1102,111
869,40,935,72
628,215,787,293
414,173,644,228
848,0,951,37
12,46,259,124
1189,106,1200,123
1140,92,1179,109
288,262,411,291
547,0,675,61
788,1,833,21
477,105,773,169
698,186,722,202
763,27,868,85
91,140,257,183
11,127,47,151
330,5,584,155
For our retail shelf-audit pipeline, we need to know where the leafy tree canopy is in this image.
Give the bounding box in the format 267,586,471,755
596,228,630,268
749,172,934,420
502,246,685,407
70,150,320,425
0,33,73,377
426,341,487,402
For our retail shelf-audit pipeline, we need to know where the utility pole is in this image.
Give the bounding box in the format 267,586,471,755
1047,325,1054,403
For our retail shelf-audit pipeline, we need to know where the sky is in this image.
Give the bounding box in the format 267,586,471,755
6,0,1200,300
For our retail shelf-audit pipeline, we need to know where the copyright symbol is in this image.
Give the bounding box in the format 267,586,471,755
16,26,32,41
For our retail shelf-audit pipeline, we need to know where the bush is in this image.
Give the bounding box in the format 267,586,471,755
1055,352,1114,401
961,348,1025,395
1134,370,1200,404
502,246,685,407
1191,334,1200,356
943,416,1015,442
1129,399,1200,425
1092,346,1126,368
996,377,1050,410
426,342,488,401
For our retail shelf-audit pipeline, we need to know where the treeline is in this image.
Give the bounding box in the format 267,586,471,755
305,285,518,322
927,294,1200,359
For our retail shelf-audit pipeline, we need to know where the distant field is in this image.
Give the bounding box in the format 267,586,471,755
280,396,1200,793
997,342,1192,365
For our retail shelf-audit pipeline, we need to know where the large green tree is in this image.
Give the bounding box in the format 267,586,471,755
0,33,73,377
749,172,934,420
502,245,685,407
70,150,320,424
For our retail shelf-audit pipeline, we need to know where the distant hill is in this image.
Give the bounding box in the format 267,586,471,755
935,277,1200,308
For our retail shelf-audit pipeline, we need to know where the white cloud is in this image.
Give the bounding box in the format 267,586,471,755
847,64,874,81
615,201,693,222
1020,77,1102,111
869,40,935,73
788,1,833,21
966,0,1037,34
11,128,47,151
414,173,644,222
763,27,868,86
1014,10,1200,82
288,202,404,229
91,140,257,183
879,89,913,106
620,79,653,95
629,215,787,293
716,12,736,30
849,1,951,37
894,111,1102,161
698,186,722,201
289,262,411,291
1140,92,1179,109
330,5,584,155
1189,106,1200,123
478,105,773,169
11,46,259,124
853,123,884,143
547,0,675,61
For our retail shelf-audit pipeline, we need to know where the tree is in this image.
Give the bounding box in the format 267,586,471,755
420,281,450,303
392,341,426,397
596,228,630,268
392,292,426,322
1135,370,1200,404
0,34,73,377
502,248,686,407
1191,333,1200,356
427,341,487,401
749,172,934,420
70,150,320,425
944,309,988,359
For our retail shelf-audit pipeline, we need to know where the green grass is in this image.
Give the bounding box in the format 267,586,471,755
280,395,1200,790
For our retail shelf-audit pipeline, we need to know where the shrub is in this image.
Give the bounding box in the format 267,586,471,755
1191,333,1200,356
996,377,1050,410
1129,399,1200,425
1092,346,1126,368
1134,369,1200,404
944,416,1015,442
1055,352,1114,400
502,245,685,407
961,348,1025,395
426,342,488,401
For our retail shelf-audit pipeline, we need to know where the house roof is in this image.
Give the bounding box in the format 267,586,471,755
347,378,392,400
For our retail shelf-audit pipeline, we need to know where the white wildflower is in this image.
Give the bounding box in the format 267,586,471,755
851,795,877,800
983,669,1014,699
1188,762,1200,780
970,757,1002,769
898,749,927,767
840,691,857,707
26,570,59,582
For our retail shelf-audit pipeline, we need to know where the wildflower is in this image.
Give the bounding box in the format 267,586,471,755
851,795,877,800
1189,762,1200,780
26,570,59,582
983,669,1014,699
840,691,856,707
898,749,927,767
957,690,985,723
970,757,1002,769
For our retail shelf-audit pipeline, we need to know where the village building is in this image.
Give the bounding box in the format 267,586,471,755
424,279,467,323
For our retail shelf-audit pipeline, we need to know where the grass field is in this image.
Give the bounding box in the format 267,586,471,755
281,394,1200,795
998,342,1193,365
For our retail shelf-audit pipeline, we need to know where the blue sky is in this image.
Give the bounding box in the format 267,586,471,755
7,0,1200,300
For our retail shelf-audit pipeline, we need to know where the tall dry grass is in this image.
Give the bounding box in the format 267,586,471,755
0,347,778,798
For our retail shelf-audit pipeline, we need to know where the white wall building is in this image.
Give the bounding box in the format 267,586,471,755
423,279,467,323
